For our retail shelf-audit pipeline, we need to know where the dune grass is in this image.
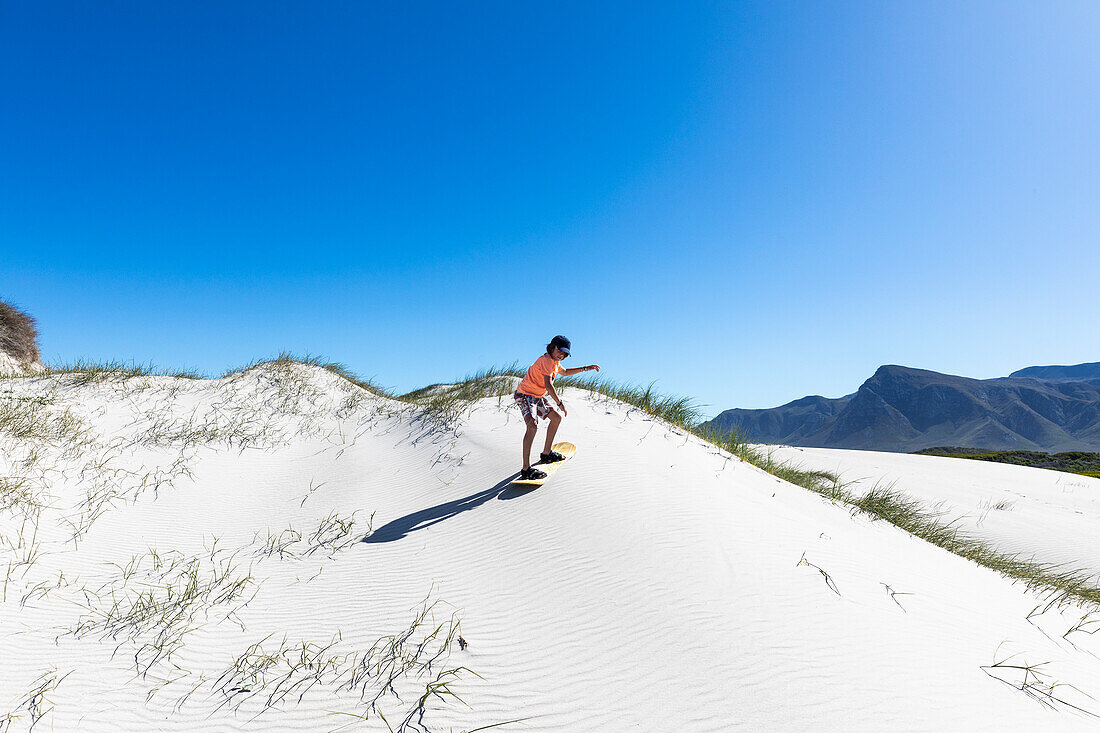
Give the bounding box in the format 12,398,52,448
207,596,468,729
221,352,392,398
0,390,90,445
694,424,1100,609
0,667,71,731
2,515,45,603
397,364,524,427
692,425,840,494
394,362,705,430
28,353,385,394
69,543,259,675
850,484,1100,607
45,359,203,383
251,512,371,561
558,374,703,428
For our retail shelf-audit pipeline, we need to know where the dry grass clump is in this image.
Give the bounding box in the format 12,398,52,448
981,643,1100,718
0,392,88,446
68,543,259,674
399,365,524,426
251,511,372,560
0,668,72,731
0,300,40,366
207,597,469,729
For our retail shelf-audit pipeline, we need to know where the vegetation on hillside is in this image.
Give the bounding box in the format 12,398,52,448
914,447,1100,478
6,355,1100,611
0,299,40,365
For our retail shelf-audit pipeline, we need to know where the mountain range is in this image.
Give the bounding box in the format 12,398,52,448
701,362,1100,453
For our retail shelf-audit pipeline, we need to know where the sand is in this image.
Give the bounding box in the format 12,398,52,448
1,363,1099,731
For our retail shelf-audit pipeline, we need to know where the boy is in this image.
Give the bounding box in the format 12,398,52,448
514,335,600,480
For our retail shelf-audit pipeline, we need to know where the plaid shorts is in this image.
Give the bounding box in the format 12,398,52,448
514,391,552,422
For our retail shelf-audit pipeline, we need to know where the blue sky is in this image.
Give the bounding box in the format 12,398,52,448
2,1,1098,416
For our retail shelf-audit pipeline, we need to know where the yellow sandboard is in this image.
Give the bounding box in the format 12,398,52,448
512,442,576,487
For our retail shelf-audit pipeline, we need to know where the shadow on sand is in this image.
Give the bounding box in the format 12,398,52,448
362,474,537,544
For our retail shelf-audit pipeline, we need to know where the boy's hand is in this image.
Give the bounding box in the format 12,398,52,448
586,364,600,373
556,400,568,417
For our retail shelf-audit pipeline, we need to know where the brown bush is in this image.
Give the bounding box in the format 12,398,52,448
0,299,41,364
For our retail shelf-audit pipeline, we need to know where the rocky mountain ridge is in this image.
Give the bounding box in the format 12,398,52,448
703,363,1100,452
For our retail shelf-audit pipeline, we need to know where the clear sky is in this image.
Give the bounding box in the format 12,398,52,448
3,1,1098,417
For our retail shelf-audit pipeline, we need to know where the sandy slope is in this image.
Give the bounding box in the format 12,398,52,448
764,445,1100,576
2,365,1100,732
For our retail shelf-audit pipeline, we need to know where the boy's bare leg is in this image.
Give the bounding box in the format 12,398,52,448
543,411,562,453
522,418,538,470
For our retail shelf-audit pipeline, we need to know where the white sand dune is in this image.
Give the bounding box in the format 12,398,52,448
765,445,1100,577
2,364,1100,731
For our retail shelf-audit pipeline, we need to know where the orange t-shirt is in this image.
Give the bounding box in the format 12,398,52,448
516,354,563,397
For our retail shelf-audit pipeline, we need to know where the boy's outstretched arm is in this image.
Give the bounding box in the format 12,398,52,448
561,364,600,377
547,366,600,416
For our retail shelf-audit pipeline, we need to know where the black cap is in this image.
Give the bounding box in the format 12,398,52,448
550,335,571,355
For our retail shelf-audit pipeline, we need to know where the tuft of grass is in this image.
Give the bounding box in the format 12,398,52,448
399,364,525,403
0,668,72,731
251,511,373,561
0,391,90,445
207,596,467,728
0,475,47,519
252,526,304,559
398,365,525,428
68,542,259,674
45,359,203,384
306,511,367,556
221,353,393,398
981,644,1100,717
213,632,349,714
